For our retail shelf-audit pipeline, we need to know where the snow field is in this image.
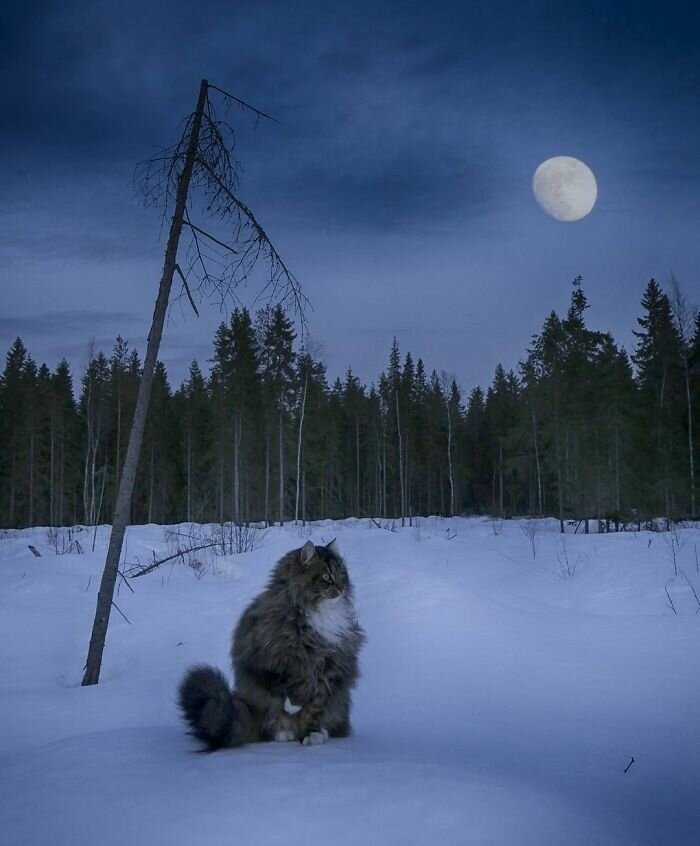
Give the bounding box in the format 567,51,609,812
0,517,698,845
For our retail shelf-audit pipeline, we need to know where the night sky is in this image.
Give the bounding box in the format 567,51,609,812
2,0,699,393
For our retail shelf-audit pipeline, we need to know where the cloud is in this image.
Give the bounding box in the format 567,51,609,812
0,310,139,338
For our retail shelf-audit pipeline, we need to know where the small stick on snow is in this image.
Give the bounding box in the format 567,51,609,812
28,545,41,557
117,569,135,594
680,570,700,613
624,756,635,774
111,601,132,626
665,580,678,615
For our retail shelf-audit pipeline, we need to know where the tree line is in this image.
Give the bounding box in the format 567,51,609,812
1,278,698,531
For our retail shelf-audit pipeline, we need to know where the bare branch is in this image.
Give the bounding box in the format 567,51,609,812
174,264,200,317
111,601,132,625
195,154,310,322
680,569,700,613
127,542,218,578
665,579,678,614
182,220,239,254
207,83,280,124
133,79,310,331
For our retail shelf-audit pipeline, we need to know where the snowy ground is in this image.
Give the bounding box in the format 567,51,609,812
1,516,699,845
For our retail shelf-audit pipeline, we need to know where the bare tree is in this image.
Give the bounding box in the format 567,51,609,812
295,366,308,525
82,79,308,686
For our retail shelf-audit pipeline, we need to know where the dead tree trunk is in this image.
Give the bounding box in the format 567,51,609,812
82,79,208,686
294,372,308,524
532,408,543,516
264,430,270,525
446,400,455,518
396,389,405,526
278,410,285,526
82,76,307,685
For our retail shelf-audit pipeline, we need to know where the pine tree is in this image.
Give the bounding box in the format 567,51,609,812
591,337,637,525
0,339,30,526
50,360,80,526
108,337,141,518
632,279,685,518
382,338,405,522
137,362,176,524
343,369,366,517
464,386,489,512
257,305,296,525
525,310,567,529
486,364,519,516
560,277,606,529
669,276,697,517
178,360,212,522
80,351,111,526
23,357,40,527
293,351,329,521
230,309,262,522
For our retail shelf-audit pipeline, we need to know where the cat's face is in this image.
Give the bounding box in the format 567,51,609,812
299,540,350,604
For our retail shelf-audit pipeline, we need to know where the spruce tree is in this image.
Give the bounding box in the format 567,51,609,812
80,352,111,526
0,339,29,526
257,305,296,525
179,360,212,522
632,279,685,518
50,359,80,526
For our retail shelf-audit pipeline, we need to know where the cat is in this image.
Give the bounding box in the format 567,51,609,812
178,539,365,750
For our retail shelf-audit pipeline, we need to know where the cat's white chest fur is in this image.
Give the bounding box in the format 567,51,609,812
308,596,354,645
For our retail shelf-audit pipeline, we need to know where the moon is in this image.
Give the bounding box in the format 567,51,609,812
532,156,597,221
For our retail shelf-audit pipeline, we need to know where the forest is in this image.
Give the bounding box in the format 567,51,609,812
1,277,698,531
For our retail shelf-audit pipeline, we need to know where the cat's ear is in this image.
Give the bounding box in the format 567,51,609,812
300,540,316,566
327,538,340,556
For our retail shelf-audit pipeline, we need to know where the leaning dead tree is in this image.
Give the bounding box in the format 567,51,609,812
82,79,309,686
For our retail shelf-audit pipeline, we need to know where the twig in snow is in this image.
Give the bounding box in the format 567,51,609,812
370,518,397,532
662,524,684,575
664,580,678,615
127,542,218,578
624,756,635,774
117,569,135,594
680,569,700,614
111,601,132,625
28,545,41,557
519,519,540,559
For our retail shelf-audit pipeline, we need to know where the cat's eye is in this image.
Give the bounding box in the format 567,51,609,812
322,573,331,582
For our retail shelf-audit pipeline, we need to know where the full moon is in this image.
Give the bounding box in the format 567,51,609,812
532,156,597,221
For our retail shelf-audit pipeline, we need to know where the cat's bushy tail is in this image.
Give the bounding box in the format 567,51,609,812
178,665,253,750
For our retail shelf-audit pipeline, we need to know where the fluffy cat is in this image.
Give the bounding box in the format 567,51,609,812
178,539,365,750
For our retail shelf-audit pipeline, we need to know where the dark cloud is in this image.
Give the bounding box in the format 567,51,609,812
0,311,139,338
276,143,502,231
1,0,699,391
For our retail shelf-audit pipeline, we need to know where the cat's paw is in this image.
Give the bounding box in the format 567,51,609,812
284,697,302,715
274,728,297,742
302,729,329,746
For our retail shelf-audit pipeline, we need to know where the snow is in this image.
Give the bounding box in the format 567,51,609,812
1,517,699,845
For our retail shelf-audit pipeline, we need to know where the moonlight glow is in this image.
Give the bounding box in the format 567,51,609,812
532,156,597,221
